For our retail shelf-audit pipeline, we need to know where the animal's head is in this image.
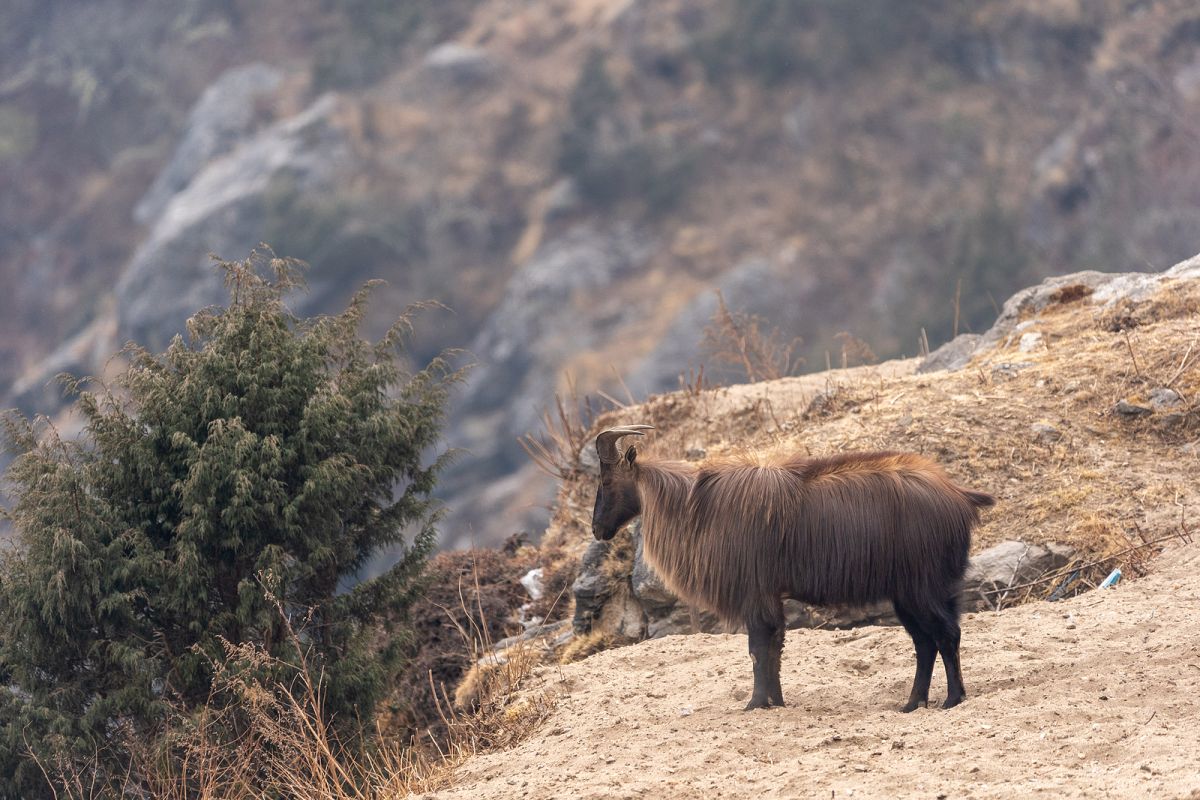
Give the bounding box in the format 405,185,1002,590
591,425,654,540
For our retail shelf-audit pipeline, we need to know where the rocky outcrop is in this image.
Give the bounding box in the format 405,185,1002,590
919,254,1200,373
115,94,353,351
960,540,1076,611
133,63,285,225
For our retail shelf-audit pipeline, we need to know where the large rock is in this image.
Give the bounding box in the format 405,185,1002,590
572,539,615,634
115,94,352,351
960,540,1076,611
917,333,981,373
133,63,284,225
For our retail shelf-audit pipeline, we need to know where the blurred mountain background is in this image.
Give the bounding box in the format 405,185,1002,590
3,0,1200,552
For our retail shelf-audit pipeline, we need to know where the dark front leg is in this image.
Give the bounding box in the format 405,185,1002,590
745,619,774,710
744,602,785,711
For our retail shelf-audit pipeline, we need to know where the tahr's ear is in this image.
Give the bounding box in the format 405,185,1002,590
624,445,637,467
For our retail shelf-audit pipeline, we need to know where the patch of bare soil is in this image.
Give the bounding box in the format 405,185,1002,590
413,542,1200,799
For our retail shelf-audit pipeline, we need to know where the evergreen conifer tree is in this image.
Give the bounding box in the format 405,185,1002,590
0,254,457,797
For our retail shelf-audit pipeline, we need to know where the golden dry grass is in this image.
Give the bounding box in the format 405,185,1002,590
45,581,559,800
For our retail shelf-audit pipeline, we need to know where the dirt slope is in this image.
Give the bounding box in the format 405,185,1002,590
416,541,1200,799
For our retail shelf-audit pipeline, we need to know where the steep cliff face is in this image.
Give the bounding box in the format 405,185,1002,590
5,0,1200,547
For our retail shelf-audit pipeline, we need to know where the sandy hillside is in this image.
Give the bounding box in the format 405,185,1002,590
416,540,1200,799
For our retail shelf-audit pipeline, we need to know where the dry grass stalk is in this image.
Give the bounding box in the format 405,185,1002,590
519,376,606,480
833,331,877,369
48,565,557,800
678,364,708,396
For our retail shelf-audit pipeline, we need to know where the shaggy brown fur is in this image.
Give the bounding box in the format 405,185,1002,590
591,431,994,713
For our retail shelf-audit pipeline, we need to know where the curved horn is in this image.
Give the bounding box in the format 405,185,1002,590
595,425,655,463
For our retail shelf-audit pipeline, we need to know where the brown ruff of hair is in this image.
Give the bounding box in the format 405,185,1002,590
590,426,994,713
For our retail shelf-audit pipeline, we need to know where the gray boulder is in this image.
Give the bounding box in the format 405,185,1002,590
917,333,981,374
960,540,1076,611
572,539,614,634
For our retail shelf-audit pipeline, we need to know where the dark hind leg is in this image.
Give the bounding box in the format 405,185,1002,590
930,595,966,709
744,599,785,711
893,600,937,713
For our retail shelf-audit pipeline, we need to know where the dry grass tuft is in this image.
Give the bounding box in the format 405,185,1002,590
519,376,616,480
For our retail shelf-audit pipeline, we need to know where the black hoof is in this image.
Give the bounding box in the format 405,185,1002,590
899,699,927,713
743,697,772,711
942,694,965,710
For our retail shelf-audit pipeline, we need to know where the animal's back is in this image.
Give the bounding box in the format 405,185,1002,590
780,452,983,606
681,452,986,616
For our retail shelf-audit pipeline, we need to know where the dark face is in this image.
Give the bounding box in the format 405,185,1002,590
591,447,642,540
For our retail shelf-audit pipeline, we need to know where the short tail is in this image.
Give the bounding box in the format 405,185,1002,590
963,488,996,508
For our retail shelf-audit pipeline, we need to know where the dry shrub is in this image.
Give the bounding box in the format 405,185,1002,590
833,331,877,368
386,547,543,745
1047,283,1094,305
50,615,455,799
701,290,803,383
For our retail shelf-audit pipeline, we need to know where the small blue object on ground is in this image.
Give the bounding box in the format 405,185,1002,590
1098,568,1122,589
